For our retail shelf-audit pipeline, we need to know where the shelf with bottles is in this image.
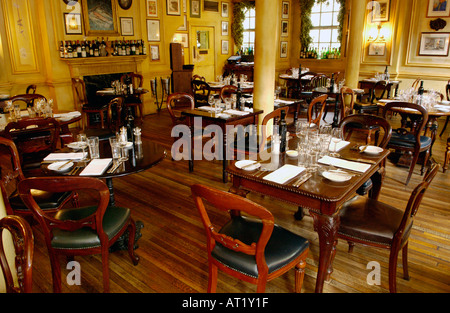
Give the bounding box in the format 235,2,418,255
300,46,341,60
59,37,147,59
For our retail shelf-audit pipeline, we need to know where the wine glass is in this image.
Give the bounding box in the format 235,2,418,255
275,86,281,99
208,95,215,113
330,127,343,157
77,133,88,160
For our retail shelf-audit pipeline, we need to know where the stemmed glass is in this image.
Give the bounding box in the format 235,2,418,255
275,86,281,99
330,127,343,157
77,133,88,161
208,95,215,113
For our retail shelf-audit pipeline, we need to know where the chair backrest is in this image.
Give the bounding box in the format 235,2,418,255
18,176,110,246
220,85,237,102
4,117,61,163
340,114,392,148
394,163,439,246
307,94,328,127
340,86,355,118
107,97,124,132
0,215,34,293
411,78,421,91
370,80,389,103
26,85,36,95
71,78,88,109
192,75,206,82
259,107,289,150
191,184,274,270
10,94,47,109
120,73,143,89
446,79,450,101
310,74,328,88
298,71,318,92
191,80,211,106
382,101,428,144
167,92,195,126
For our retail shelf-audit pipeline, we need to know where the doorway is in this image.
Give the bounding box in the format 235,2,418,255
190,26,215,82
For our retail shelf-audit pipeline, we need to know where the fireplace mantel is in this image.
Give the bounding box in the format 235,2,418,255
62,55,147,78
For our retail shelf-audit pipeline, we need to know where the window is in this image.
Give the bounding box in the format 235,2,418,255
310,0,341,53
242,8,255,53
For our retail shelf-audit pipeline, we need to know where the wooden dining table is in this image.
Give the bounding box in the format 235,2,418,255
207,82,254,94
226,138,390,293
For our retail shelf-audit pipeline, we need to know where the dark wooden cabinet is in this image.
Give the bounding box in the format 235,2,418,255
170,43,193,94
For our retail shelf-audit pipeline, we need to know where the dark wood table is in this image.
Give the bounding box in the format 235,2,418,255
207,82,254,94
181,108,263,182
226,139,390,293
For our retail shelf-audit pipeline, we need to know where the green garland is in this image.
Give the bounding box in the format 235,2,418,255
231,1,255,50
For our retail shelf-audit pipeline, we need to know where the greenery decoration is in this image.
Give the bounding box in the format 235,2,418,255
231,1,255,50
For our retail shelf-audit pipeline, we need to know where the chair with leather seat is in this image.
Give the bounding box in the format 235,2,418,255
191,184,309,293
292,71,318,101
72,78,109,130
335,163,439,293
18,176,140,293
0,215,34,293
191,80,211,107
120,73,144,122
354,80,389,115
382,102,432,185
0,137,78,221
438,79,450,137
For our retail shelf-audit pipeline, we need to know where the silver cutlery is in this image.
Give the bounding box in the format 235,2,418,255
293,173,312,188
107,161,122,174
57,160,72,170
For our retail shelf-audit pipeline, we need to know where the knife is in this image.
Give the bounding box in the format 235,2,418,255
340,157,376,164
107,161,122,174
240,161,260,170
293,173,312,188
57,160,72,170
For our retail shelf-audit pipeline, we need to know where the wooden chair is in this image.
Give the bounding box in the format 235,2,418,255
0,137,77,220
192,74,206,82
191,80,211,107
191,184,309,293
307,94,328,127
0,215,34,293
293,71,318,101
18,176,140,293
354,80,390,115
4,117,61,170
167,92,195,127
10,94,47,110
335,163,439,293
72,77,109,130
439,79,450,137
411,78,421,91
443,136,450,173
382,102,432,185
120,73,144,122
219,85,237,102
25,84,37,107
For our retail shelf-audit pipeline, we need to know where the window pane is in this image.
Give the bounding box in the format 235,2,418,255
311,3,321,13
331,29,339,41
319,29,332,42
332,12,339,26
310,29,320,42
248,17,255,30
322,1,333,12
311,13,320,27
320,12,333,26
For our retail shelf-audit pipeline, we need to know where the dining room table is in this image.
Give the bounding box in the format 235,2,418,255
225,136,390,293
207,81,254,94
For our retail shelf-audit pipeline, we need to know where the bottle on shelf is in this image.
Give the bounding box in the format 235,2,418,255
67,41,73,58
60,41,64,58
76,40,82,57
279,109,287,153
81,41,87,58
142,40,147,55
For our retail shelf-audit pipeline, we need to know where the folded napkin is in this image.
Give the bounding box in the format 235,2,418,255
223,109,249,116
274,99,295,105
53,111,81,118
328,140,350,152
79,158,112,176
434,105,450,112
318,156,371,173
197,106,222,113
43,152,87,161
263,165,305,184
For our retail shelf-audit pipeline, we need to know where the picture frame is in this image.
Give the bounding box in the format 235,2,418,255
82,0,119,36
281,21,289,37
221,40,229,54
282,1,289,19
173,33,189,48
190,0,201,18
150,44,160,60
221,2,229,18
120,17,134,36
177,15,188,31
118,0,133,10
368,42,386,56
64,13,83,35
204,0,219,12
280,41,288,58
146,0,158,17
221,21,229,36
371,0,390,22
427,0,450,17
167,0,181,15
418,32,450,56
147,19,161,41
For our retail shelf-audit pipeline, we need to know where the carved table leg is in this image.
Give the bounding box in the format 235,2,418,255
310,211,340,293
294,207,304,220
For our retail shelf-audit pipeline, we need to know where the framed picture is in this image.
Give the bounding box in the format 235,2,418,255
282,1,289,19
120,17,134,36
118,0,133,10
147,20,160,41
150,44,160,60
146,0,158,17
221,2,229,17
368,42,386,56
281,21,289,37
221,40,229,54
190,0,201,18
221,21,229,36
280,41,288,58
173,33,189,48
204,0,219,12
427,0,450,17
167,0,181,15
371,0,390,22
177,15,188,31
183,0,187,13
82,0,119,36
418,32,450,56
64,13,83,35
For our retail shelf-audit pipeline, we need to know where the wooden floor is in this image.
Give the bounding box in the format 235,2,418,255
29,109,450,294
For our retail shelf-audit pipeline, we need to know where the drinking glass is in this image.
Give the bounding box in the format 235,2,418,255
77,133,88,160
87,136,100,159
208,95,215,112
330,127,343,157
109,137,121,164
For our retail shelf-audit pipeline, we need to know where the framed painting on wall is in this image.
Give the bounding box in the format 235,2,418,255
173,33,189,48
371,0,390,22
147,20,161,41
64,13,83,35
82,0,119,36
222,2,229,17
282,1,289,19
418,32,450,56
150,45,160,60
120,17,134,36
280,41,288,58
167,0,181,15
147,0,158,17
222,21,229,36
190,0,201,18
368,42,386,56
426,0,450,17
221,40,229,54
204,0,219,12
281,21,288,37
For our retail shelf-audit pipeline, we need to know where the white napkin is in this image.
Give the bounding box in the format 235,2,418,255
263,165,306,184
79,158,112,176
318,156,371,173
197,106,222,113
434,105,450,112
328,140,350,152
274,99,295,105
44,152,87,161
223,109,249,116
53,111,81,118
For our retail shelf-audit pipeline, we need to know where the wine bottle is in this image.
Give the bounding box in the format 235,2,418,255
384,66,390,81
279,109,287,153
60,41,64,58
236,83,242,111
418,81,424,95
329,73,335,93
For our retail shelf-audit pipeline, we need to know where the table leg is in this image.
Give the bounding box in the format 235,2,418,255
310,211,340,293
105,177,115,206
332,97,340,127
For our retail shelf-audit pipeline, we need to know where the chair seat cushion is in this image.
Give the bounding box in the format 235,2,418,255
212,216,309,278
51,205,130,249
9,190,73,211
389,133,432,149
338,195,412,246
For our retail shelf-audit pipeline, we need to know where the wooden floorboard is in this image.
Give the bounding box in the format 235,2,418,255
28,109,450,293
